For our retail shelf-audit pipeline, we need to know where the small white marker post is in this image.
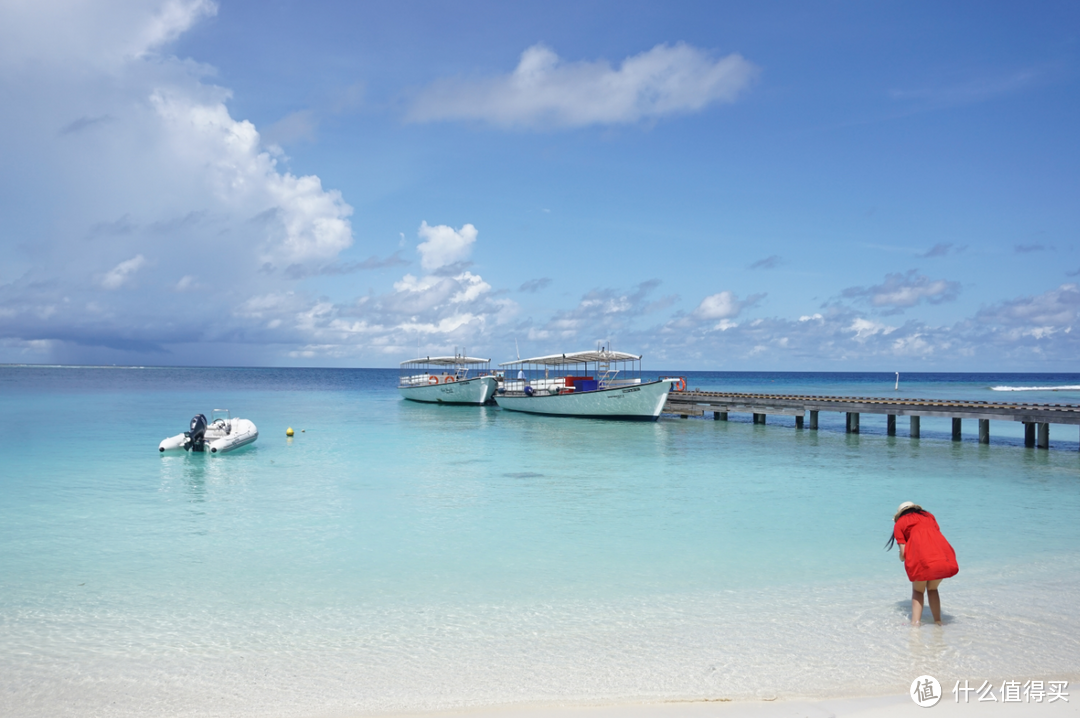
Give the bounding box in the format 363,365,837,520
895,372,900,391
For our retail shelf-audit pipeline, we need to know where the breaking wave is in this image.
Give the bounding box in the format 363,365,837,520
991,385,1080,392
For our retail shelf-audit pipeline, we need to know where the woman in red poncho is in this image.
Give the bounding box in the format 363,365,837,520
887,501,959,625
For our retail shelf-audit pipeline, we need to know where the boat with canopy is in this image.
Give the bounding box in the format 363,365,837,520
398,353,498,405
494,349,678,420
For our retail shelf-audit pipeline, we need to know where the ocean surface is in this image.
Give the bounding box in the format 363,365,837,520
2,367,1079,717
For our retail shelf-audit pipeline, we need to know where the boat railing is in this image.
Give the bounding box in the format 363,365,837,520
400,373,436,387
503,380,569,395
505,379,567,393
402,369,497,387
502,375,647,394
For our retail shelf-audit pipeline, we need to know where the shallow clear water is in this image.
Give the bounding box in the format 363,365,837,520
1,367,1079,717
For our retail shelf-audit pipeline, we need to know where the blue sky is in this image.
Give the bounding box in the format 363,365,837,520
1,1,1077,369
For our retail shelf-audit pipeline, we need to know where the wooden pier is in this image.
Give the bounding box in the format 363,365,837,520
663,390,1080,449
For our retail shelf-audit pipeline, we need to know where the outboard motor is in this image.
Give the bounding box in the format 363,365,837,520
185,414,208,452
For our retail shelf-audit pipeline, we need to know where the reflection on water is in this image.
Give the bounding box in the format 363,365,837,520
157,444,262,519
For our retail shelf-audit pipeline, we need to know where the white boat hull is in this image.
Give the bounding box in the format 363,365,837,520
207,418,258,453
495,379,675,421
399,375,497,405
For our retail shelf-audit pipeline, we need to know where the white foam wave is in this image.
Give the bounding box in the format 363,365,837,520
991,385,1080,392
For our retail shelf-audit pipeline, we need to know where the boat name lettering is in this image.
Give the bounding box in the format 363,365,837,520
622,387,641,393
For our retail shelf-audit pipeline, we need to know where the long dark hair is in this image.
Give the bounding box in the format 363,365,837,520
885,507,927,551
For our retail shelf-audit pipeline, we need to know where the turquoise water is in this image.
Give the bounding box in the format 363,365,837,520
2,367,1079,717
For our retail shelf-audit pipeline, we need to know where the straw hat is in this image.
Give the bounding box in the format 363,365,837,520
894,501,921,521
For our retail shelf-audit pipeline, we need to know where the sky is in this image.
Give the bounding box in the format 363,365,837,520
0,0,1077,370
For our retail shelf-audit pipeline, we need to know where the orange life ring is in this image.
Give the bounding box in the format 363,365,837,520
445,376,456,383
428,375,438,385
673,377,687,392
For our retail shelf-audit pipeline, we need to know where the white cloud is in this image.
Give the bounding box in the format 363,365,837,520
694,291,742,319
226,265,517,361
416,221,477,271
890,333,933,356
691,291,764,324
0,0,217,69
0,0,361,361
100,255,147,289
842,270,960,310
847,317,896,342
451,272,492,304
133,0,217,58
407,42,758,129
528,281,676,346
515,283,1080,370
976,284,1079,328
227,216,516,356
150,89,353,264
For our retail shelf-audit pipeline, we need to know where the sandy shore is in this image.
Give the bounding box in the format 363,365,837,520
371,693,1079,718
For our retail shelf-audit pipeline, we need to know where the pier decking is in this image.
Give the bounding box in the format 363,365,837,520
663,390,1080,449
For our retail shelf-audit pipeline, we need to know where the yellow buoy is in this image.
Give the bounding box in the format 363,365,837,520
286,427,294,437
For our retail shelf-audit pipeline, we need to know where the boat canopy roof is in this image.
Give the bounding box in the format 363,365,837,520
400,356,490,366
499,350,641,367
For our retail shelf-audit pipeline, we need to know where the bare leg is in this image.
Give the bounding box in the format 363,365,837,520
927,589,942,625
911,587,925,625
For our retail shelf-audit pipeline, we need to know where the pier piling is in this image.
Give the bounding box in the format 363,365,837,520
662,390,1080,451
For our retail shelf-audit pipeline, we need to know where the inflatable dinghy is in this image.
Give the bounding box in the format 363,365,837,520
159,409,258,454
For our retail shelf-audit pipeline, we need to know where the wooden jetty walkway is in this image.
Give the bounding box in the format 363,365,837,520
663,390,1080,449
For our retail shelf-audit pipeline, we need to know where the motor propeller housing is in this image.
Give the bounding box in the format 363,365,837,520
184,413,208,452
